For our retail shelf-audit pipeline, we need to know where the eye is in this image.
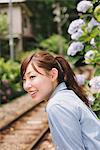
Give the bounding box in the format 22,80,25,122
30,75,36,79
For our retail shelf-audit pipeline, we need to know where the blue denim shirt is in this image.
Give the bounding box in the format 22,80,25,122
46,82,100,150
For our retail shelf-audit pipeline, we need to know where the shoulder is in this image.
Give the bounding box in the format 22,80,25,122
46,89,81,119
46,89,96,121
46,89,82,112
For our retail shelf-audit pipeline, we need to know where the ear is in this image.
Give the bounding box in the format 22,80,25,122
49,68,58,82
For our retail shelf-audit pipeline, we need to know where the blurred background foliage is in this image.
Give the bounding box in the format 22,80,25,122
0,58,25,104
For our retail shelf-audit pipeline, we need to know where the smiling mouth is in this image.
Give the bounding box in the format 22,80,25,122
29,91,37,97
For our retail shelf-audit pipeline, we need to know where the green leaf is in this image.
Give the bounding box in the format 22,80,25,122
80,35,92,42
68,55,81,65
90,26,100,38
94,5,100,22
95,36,100,49
94,68,100,76
92,0,99,4
92,94,100,112
84,44,93,52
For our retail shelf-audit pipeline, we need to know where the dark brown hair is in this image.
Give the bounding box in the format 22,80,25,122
20,50,90,107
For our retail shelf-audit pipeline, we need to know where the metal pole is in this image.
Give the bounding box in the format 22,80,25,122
9,0,14,60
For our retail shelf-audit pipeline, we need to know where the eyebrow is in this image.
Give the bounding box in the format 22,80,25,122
25,71,32,75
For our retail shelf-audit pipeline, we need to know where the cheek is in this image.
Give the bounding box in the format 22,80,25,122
40,78,53,94
35,75,52,86
39,83,53,100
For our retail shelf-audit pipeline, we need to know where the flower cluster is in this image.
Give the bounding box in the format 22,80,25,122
68,19,84,35
77,1,93,13
67,42,84,56
84,50,96,64
71,29,83,40
75,74,85,86
67,0,100,113
87,94,95,105
67,0,100,63
89,76,100,93
87,18,100,32
90,38,95,46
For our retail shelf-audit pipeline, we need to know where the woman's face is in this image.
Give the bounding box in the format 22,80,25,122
23,63,58,101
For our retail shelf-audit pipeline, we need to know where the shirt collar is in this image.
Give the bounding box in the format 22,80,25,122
50,82,67,99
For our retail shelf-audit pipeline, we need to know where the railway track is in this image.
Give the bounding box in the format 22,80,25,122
0,95,55,150
33,130,55,150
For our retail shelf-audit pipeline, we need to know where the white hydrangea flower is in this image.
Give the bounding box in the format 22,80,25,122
71,29,83,40
84,50,95,64
87,94,95,105
89,76,100,93
90,38,96,46
77,1,93,13
87,18,100,32
67,42,84,56
68,19,84,35
76,74,85,85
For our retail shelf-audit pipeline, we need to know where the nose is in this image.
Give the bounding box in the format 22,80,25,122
23,80,32,91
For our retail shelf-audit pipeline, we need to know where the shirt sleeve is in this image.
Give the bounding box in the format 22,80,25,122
47,104,85,150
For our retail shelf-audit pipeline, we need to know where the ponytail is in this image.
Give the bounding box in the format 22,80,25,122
55,56,90,107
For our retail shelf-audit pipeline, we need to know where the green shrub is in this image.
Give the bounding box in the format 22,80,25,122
39,34,68,54
0,58,19,82
16,50,37,62
0,58,24,104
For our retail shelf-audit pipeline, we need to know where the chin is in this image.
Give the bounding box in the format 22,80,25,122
31,95,43,102
31,93,49,102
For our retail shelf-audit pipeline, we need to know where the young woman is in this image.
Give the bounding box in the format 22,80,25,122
20,50,100,150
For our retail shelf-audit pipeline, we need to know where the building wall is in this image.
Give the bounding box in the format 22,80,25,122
9,6,22,36
23,13,33,37
0,3,33,52
0,5,33,37
0,6,22,36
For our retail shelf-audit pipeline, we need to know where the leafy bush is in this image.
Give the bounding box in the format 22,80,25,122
67,0,100,68
0,58,24,104
0,58,19,82
67,0,100,118
39,34,68,54
16,50,37,62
